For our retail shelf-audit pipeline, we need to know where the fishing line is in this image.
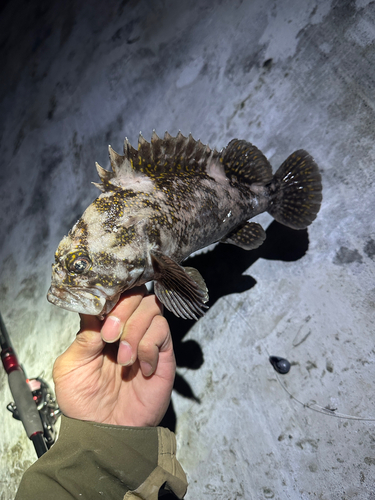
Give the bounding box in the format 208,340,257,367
268,362,375,422
221,296,375,422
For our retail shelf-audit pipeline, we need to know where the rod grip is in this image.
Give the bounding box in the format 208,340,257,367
8,369,44,438
31,432,48,457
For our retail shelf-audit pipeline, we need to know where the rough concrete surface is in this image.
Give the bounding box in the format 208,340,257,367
0,0,374,498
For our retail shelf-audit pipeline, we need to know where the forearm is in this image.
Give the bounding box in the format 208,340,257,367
15,415,187,500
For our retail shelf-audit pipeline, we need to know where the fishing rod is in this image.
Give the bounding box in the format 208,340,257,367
0,311,60,458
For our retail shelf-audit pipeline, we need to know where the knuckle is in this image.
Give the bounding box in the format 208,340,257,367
154,315,170,336
138,339,157,362
123,317,140,340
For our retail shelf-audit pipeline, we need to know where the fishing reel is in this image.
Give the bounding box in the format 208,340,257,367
7,377,61,449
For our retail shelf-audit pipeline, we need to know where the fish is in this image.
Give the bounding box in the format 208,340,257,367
47,131,322,320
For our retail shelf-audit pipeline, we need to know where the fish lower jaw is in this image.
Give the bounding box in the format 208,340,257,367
47,285,112,316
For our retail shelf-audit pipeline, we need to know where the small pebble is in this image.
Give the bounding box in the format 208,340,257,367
269,356,291,374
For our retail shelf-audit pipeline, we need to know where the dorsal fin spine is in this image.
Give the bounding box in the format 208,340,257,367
108,145,124,176
92,181,106,192
96,162,113,182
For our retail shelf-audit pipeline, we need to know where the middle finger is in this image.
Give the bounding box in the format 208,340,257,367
117,294,164,366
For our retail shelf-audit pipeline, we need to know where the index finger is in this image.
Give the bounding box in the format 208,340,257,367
100,285,148,343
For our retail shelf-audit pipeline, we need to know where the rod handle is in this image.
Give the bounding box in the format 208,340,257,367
8,369,44,438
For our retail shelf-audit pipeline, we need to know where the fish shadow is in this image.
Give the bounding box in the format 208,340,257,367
159,221,309,431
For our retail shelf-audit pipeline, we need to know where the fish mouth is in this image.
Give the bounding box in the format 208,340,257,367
47,285,118,317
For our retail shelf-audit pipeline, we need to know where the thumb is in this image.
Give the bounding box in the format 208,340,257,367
75,313,105,354
54,314,105,380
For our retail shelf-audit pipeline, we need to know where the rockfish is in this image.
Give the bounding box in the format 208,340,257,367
47,132,322,320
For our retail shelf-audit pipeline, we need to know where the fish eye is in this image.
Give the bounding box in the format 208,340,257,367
71,258,90,273
66,252,92,274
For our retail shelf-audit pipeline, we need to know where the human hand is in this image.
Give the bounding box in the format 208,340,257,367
53,286,175,427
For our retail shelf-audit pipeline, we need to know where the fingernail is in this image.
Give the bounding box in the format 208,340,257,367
118,341,133,366
101,316,121,342
140,361,153,377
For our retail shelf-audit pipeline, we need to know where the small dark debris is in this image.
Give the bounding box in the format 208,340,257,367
324,406,337,413
306,360,317,371
127,36,140,44
326,360,334,373
263,58,273,68
333,246,363,265
364,238,375,260
47,95,57,120
269,356,291,374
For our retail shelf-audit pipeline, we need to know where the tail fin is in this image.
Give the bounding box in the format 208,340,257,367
267,150,322,230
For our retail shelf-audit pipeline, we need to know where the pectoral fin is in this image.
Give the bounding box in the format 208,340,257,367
151,251,208,320
221,222,266,250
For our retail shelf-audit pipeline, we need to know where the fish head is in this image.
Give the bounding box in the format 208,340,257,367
47,203,148,318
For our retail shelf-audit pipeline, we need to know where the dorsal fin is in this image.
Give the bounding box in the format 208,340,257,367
93,132,221,192
92,161,117,192
136,131,219,176
108,145,122,173
124,137,138,161
221,139,273,185
92,145,135,193
96,161,113,183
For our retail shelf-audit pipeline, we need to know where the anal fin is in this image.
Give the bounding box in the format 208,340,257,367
151,251,208,320
221,222,266,250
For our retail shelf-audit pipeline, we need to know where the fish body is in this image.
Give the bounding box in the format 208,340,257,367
48,132,322,319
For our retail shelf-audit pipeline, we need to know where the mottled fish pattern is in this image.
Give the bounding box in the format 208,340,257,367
48,131,322,319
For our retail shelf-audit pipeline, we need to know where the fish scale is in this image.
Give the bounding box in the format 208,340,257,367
48,132,322,320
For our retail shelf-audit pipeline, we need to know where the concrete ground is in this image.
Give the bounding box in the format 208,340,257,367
0,0,374,498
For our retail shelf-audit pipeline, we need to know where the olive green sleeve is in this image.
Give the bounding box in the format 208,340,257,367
15,415,187,500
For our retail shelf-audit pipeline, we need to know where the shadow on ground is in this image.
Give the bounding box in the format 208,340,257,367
159,221,309,432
